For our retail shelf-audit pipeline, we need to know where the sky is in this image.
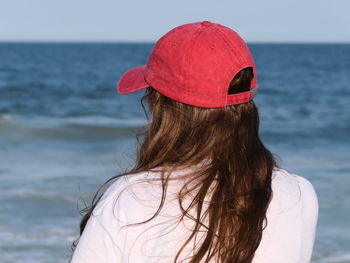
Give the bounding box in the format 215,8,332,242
0,0,349,43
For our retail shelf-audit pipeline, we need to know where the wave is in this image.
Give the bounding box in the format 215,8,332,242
0,114,13,122
0,114,147,141
3,188,78,204
24,123,142,141
313,252,350,263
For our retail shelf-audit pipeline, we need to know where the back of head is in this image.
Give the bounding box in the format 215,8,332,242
139,67,262,170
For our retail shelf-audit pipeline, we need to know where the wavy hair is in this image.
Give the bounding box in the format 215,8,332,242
71,66,279,263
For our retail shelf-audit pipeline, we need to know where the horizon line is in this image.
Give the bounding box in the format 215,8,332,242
0,40,349,45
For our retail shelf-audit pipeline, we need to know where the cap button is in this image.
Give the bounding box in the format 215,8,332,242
201,21,212,27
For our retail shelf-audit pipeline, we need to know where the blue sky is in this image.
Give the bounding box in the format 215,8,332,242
1,0,349,43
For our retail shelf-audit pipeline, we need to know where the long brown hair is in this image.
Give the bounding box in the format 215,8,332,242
71,66,279,263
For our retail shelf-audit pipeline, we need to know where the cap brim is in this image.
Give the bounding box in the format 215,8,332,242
117,65,149,94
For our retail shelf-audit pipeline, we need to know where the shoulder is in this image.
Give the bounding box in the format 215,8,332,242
254,169,319,262
270,167,319,214
91,170,163,223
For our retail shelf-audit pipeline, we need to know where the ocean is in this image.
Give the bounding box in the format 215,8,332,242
0,43,349,263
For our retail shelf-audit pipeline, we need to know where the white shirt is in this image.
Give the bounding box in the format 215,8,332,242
70,167,319,263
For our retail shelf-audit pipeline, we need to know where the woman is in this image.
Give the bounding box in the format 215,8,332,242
70,21,319,263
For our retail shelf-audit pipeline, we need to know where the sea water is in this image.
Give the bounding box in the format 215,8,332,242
0,43,349,263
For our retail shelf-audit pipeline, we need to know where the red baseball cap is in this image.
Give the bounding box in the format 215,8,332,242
117,21,258,108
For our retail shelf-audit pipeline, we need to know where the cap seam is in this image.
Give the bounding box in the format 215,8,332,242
213,26,246,63
204,26,228,101
184,25,205,102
